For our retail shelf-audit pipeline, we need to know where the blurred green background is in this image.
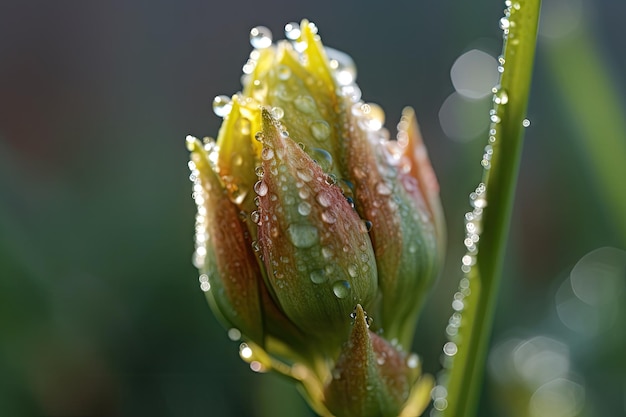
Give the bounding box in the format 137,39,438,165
1,0,624,416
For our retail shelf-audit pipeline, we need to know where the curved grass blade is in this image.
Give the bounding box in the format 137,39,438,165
435,1,542,417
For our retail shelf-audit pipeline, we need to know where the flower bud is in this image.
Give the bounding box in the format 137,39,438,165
324,305,432,417
188,18,445,416
256,108,378,345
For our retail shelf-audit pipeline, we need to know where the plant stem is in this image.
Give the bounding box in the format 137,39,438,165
437,1,541,417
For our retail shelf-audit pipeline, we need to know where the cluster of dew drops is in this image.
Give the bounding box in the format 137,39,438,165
204,21,414,296
430,1,531,415
211,21,387,134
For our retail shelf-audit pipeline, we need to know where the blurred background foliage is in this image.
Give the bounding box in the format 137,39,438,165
1,0,624,416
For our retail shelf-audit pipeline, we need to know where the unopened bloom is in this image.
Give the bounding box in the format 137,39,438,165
187,19,444,416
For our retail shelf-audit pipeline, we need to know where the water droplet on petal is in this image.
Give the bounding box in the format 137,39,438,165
326,47,357,86
310,148,333,172
250,26,273,49
298,201,312,216
364,103,385,130
310,120,331,141
261,147,274,161
316,191,332,207
294,95,316,114
332,280,351,298
284,22,301,40
522,118,531,127
340,84,362,102
212,95,232,118
254,180,268,197
296,168,313,182
348,264,358,278
322,210,337,224
310,269,327,284
271,106,284,120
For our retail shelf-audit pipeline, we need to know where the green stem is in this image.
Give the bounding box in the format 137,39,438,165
438,2,541,417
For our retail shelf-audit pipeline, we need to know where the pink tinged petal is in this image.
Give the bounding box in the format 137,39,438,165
397,106,446,246
324,305,412,417
256,108,377,343
189,139,264,345
343,107,442,349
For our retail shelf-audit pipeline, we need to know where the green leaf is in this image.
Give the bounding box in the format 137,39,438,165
439,2,542,417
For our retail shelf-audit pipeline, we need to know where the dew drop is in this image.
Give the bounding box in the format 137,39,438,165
254,131,264,142
296,168,313,182
365,103,385,131
316,191,332,207
348,264,358,278
250,26,273,49
325,174,337,186
443,341,458,356
310,120,331,141
522,118,531,127
271,106,285,120
325,47,357,86
363,220,373,232
322,210,337,224
306,150,330,173
310,269,327,284
255,166,265,177
332,280,351,299
200,281,211,292
407,353,420,369
294,95,316,114
242,59,255,75
228,328,242,341
254,180,268,197
284,22,301,40
298,201,312,216
261,147,274,161
287,224,319,248
499,17,510,31
493,89,509,105
212,95,232,118
250,210,261,224
340,84,362,102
